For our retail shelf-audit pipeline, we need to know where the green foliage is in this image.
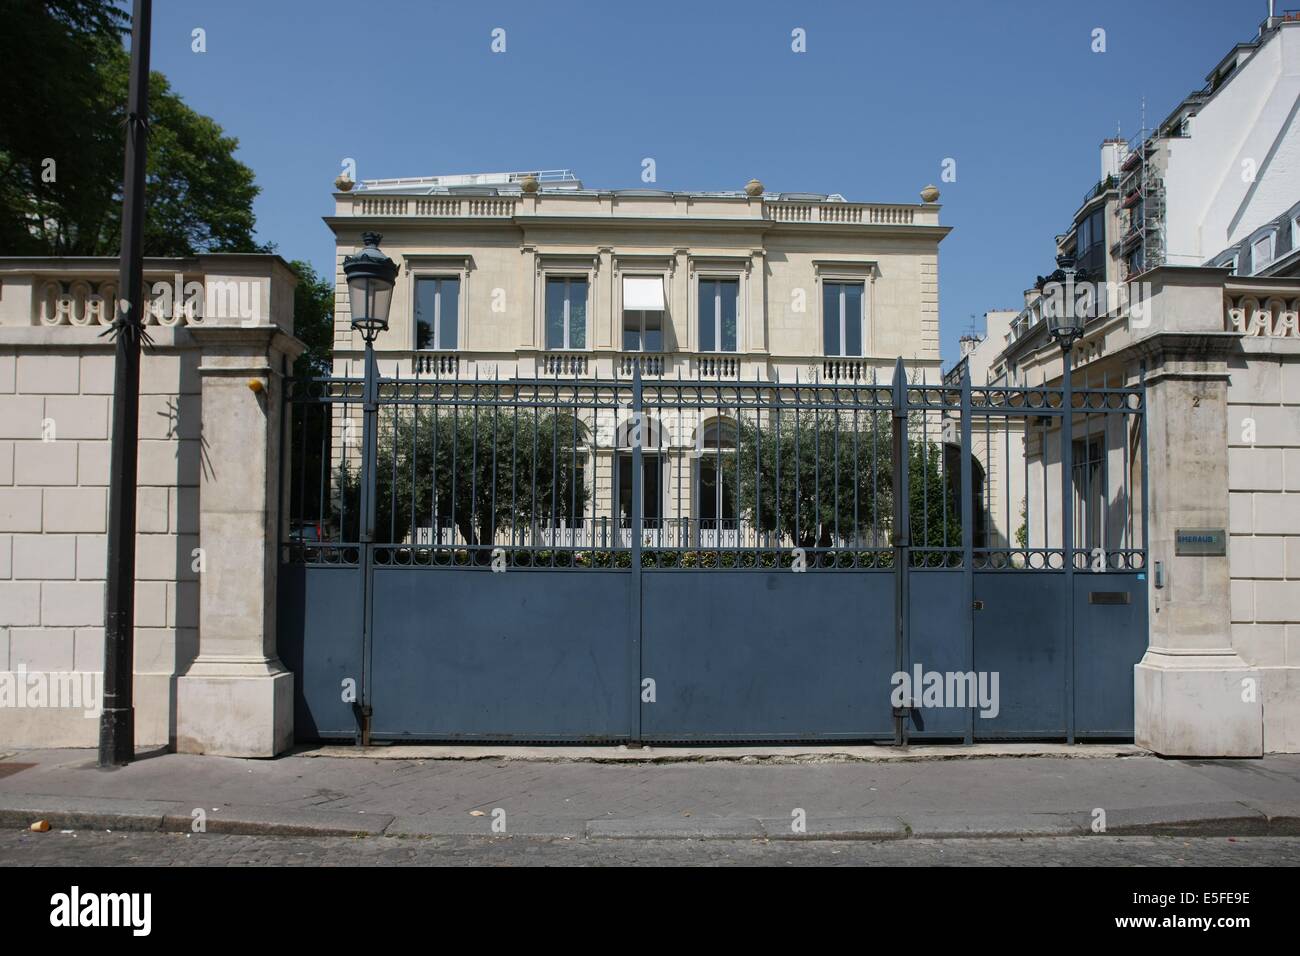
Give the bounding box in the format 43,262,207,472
0,1,262,256
339,409,588,547
735,409,961,550
908,439,963,550
288,260,335,378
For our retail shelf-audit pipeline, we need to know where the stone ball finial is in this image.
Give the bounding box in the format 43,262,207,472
920,184,940,203
744,178,764,197
520,174,540,194
335,174,355,192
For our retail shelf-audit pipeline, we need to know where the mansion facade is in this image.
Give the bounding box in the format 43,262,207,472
326,171,947,384
322,172,949,550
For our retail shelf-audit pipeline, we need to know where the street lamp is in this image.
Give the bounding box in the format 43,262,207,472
344,232,399,342
342,233,396,745
1036,253,1088,352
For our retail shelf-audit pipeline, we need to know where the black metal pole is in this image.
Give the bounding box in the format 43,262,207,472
99,0,151,768
891,356,909,746
1060,344,1075,745
357,341,377,746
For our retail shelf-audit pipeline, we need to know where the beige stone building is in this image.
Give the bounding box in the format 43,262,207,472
326,172,947,383
323,172,949,547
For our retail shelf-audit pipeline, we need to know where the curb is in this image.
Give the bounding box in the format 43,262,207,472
0,795,392,838
294,743,1151,765
3,794,1298,841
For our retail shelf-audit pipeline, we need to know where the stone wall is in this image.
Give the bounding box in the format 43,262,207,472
0,329,201,746
1227,339,1300,752
0,256,300,754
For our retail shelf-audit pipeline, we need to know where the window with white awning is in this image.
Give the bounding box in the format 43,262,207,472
622,276,665,351
622,275,665,310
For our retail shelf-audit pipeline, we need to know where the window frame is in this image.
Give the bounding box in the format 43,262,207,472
696,275,741,354
544,274,591,351
694,420,739,530
405,256,471,353
1252,232,1276,273
412,275,462,352
622,309,664,352
619,272,668,353
821,278,867,357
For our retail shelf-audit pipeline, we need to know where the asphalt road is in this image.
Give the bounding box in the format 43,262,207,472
3,830,1299,866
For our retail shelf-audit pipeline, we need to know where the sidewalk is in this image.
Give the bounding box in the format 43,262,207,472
0,745,1297,841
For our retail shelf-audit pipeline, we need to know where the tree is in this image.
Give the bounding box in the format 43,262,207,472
737,410,893,549
0,0,262,256
736,409,961,552
338,409,588,550
287,260,335,379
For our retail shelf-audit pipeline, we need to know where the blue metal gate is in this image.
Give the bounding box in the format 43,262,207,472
278,357,1147,744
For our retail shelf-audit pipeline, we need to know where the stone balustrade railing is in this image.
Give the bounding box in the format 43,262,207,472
764,202,918,225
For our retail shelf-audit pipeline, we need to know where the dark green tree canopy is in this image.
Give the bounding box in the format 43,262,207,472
0,0,262,256
338,409,589,550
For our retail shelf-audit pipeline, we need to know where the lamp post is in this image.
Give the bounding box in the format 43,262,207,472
100,0,152,768
341,232,398,746
1036,253,1089,743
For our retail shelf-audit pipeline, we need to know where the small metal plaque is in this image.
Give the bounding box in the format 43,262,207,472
1175,528,1226,556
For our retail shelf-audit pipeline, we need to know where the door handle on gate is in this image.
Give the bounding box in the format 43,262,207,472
972,600,985,611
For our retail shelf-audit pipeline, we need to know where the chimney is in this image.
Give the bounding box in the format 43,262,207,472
1100,138,1127,180
959,334,982,358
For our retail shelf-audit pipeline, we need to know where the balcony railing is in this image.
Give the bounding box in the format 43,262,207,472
540,352,590,376
413,352,459,376
351,196,518,217
617,353,667,377
764,201,916,225
696,355,739,378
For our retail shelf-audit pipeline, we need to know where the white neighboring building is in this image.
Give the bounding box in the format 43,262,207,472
975,13,1300,755
1117,13,1300,278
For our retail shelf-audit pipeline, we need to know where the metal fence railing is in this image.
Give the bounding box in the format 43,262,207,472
281,360,1146,574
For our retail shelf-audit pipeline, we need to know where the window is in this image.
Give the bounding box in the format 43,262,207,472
545,277,588,350
622,276,665,352
697,421,738,532
698,278,738,352
1072,437,1104,552
414,277,459,350
823,281,864,356
1076,209,1105,276
617,453,661,528
1252,234,1275,273
1125,246,1146,279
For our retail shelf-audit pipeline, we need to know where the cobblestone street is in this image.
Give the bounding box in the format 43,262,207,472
3,830,1299,866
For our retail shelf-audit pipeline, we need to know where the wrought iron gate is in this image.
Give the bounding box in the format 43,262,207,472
279,357,1147,744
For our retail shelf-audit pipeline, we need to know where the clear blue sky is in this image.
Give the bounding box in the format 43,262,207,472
147,0,1266,366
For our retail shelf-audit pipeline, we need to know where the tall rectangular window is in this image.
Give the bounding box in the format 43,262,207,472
698,278,738,352
1072,437,1104,551
414,277,459,350
545,277,588,350
823,281,864,356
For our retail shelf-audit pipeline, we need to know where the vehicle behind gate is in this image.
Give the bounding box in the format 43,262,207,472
278,358,1148,744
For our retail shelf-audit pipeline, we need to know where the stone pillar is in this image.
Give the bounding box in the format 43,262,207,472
1133,331,1263,756
175,325,302,756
